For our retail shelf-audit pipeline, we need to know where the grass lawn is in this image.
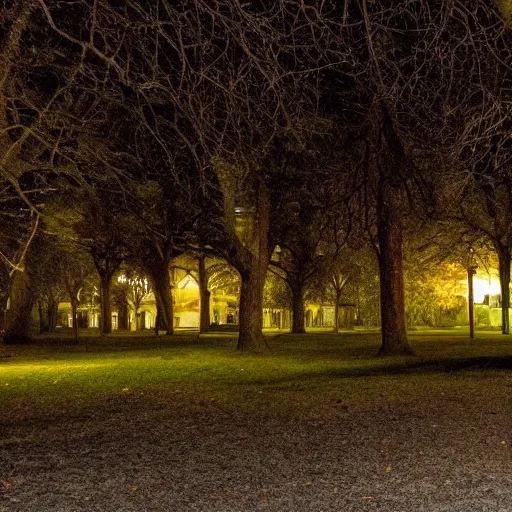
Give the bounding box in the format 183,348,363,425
1,330,512,511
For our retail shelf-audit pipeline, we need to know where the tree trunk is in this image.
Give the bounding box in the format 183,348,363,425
496,246,511,335
3,269,33,344
71,299,79,343
38,300,48,333
238,264,267,350
99,274,112,334
47,295,58,333
150,260,173,335
467,267,476,339
236,180,270,351
290,282,306,334
117,301,128,330
333,293,340,333
376,182,413,356
198,253,210,333
92,247,123,335
154,303,161,336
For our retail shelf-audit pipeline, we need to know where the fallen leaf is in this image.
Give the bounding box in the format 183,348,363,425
385,465,392,472
1,481,12,489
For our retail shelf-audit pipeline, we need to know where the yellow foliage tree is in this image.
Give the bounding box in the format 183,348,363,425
405,262,468,328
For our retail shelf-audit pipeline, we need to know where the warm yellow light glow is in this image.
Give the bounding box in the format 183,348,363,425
117,274,148,291
472,277,501,303
177,275,198,290
0,361,112,376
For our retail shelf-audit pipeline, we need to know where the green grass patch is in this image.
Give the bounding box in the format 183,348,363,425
1,330,512,422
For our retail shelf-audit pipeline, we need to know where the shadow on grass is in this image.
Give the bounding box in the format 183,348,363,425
367,355,512,374
250,356,512,387
238,356,512,386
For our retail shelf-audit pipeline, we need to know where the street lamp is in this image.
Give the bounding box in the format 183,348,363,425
466,248,478,339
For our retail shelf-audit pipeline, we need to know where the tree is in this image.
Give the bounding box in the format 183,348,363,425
0,1,151,342
308,0,512,353
0,0,130,295
269,158,352,334
109,2,332,350
70,190,130,335
197,253,210,333
60,248,96,341
309,4,419,354
115,267,150,331
263,271,291,325
270,244,314,334
449,117,512,335
2,260,34,344
431,3,512,334
405,220,496,333
31,238,66,335
352,249,381,328
125,177,202,336
405,260,467,329
31,236,96,341
323,252,360,334
0,3,56,342
0,3,44,278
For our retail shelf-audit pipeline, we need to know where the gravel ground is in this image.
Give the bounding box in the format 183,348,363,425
1,376,512,512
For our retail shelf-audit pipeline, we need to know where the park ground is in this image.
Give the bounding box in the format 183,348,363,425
1,330,512,512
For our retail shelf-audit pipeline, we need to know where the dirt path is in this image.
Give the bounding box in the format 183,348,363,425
2,383,512,512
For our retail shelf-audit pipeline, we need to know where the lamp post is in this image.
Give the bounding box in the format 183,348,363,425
466,249,478,339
